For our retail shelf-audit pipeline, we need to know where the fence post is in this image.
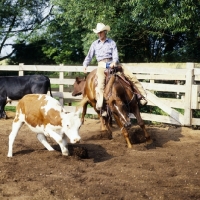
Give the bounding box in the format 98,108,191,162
59,64,64,106
184,62,194,126
19,63,24,76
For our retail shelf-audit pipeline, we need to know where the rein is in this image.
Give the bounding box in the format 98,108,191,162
104,70,136,115
117,77,136,107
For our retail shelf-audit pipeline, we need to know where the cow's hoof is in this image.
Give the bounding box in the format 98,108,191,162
62,150,69,156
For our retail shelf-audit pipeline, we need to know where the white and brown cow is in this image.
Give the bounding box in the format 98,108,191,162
7,94,82,157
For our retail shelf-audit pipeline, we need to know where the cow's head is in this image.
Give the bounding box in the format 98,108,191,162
72,77,86,96
62,109,82,143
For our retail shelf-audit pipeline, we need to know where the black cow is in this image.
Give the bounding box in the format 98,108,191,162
0,75,53,119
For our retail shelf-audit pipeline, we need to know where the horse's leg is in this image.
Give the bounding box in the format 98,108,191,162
132,106,152,144
113,114,132,148
81,102,88,124
101,116,112,139
91,101,107,130
91,101,113,139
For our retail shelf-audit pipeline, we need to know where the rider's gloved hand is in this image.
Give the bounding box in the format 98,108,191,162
83,66,87,73
109,62,116,68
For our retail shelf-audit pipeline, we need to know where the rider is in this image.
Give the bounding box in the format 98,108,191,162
83,22,148,116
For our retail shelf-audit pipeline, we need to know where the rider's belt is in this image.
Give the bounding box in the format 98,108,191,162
99,58,112,63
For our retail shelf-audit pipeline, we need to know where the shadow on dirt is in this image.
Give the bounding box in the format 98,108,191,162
129,125,184,149
83,130,113,140
14,149,35,156
12,143,113,163
55,143,113,163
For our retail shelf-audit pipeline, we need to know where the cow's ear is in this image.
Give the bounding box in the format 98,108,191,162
76,77,82,84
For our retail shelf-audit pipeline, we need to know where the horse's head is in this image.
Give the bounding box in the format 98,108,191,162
105,75,134,128
72,77,86,96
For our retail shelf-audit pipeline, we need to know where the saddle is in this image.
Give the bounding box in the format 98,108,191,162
103,65,143,101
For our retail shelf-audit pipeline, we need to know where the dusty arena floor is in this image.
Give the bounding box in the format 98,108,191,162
0,111,200,200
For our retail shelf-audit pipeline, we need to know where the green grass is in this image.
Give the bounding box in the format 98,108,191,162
5,106,16,112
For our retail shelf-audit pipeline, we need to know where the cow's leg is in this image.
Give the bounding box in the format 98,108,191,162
7,120,24,157
46,130,69,156
0,100,7,119
61,134,68,153
81,102,88,124
37,133,54,151
91,101,108,131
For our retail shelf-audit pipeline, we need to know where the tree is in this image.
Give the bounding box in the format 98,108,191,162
129,0,200,62
51,0,200,63
40,17,85,64
7,40,56,65
0,0,53,61
7,0,200,64
51,0,151,63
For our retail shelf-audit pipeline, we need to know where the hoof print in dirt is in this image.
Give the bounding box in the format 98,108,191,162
145,142,156,149
129,129,146,144
88,130,112,140
70,146,89,159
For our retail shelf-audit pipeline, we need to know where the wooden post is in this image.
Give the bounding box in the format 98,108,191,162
59,64,64,106
19,63,24,76
150,73,155,94
176,80,181,99
184,62,194,126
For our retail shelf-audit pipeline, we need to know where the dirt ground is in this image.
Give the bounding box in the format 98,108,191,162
0,111,200,200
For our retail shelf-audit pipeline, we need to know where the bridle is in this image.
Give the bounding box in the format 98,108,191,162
105,73,136,119
117,76,136,108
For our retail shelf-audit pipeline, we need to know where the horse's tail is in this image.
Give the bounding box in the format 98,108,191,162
76,95,89,110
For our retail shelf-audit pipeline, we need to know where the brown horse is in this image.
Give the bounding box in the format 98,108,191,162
74,68,152,148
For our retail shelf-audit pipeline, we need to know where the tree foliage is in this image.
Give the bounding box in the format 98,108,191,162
5,0,200,64
7,40,55,65
47,0,200,63
0,0,53,61
129,0,200,62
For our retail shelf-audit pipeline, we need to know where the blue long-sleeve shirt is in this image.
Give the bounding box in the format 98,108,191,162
83,38,119,67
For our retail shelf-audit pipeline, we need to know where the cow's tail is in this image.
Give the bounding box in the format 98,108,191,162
47,76,53,97
49,83,53,97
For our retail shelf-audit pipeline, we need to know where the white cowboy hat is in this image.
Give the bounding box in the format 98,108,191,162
93,23,110,33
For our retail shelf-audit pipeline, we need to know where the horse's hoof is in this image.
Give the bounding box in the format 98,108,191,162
128,145,132,148
146,138,153,144
108,135,113,140
100,130,112,140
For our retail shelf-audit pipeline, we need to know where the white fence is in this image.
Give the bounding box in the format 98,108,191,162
1,62,200,126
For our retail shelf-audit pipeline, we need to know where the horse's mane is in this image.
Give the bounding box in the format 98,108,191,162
104,75,115,100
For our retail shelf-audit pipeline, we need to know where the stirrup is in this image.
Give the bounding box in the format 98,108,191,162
137,94,143,100
139,98,148,106
101,110,107,117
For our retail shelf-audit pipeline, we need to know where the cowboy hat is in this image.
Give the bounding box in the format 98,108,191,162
93,23,110,33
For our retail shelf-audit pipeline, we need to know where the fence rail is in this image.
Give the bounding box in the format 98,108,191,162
1,62,200,126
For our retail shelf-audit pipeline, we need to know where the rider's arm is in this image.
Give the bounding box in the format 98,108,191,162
83,43,95,72
110,41,119,68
